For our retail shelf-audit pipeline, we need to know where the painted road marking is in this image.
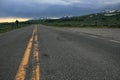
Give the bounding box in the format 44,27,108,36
15,26,40,80
89,34,120,44
109,40,120,44
90,35,98,38
31,26,40,80
15,28,35,80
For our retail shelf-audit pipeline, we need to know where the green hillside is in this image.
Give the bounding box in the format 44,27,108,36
37,11,120,28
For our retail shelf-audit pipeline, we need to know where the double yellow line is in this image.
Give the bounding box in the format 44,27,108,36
15,26,40,80
31,27,40,80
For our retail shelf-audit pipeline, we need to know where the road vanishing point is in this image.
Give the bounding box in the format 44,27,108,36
0,25,120,80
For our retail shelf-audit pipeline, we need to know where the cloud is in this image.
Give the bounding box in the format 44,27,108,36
103,0,120,5
8,0,81,5
0,0,120,18
0,17,30,23
30,0,81,5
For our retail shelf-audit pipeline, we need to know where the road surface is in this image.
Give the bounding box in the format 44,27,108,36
0,25,120,80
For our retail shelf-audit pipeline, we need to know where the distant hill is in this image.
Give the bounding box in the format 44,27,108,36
103,10,120,13
28,10,120,28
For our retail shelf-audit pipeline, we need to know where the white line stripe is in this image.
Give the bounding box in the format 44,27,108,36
90,35,98,38
109,40,120,43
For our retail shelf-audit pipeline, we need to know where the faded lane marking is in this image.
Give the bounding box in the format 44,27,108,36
15,28,35,80
109,40,120,44
90,34,120,44
31,26,40,80
90,35,98,38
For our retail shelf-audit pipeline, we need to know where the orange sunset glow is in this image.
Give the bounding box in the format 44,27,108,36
0,18,30,23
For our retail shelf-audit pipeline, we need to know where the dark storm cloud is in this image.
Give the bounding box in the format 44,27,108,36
0,0,120,18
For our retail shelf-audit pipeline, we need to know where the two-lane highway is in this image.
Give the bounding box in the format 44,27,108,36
0,25,120,80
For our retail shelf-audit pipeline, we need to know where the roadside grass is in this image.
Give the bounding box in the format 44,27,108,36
0,22,30,33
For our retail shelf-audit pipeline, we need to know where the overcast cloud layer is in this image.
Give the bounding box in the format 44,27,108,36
0,0,120,18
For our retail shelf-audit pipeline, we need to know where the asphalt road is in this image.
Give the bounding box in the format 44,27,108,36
0,25,120,80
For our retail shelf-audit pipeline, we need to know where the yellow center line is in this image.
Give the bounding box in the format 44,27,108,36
15,27,36,80
31,26,40,80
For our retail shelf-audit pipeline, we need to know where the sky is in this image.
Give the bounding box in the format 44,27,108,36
0,0,120,22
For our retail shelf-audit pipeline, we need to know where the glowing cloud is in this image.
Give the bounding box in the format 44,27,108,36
0,17,30,23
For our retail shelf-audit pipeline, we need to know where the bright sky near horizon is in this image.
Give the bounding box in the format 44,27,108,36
0,0,120,22
0,18,30,23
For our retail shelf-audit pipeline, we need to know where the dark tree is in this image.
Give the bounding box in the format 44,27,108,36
102,18,106,20
16,20,19,27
